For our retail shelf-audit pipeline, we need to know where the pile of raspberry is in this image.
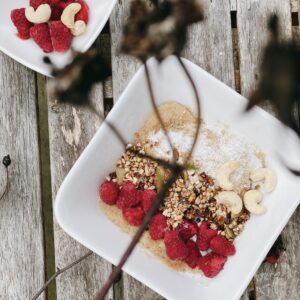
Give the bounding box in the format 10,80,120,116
10,0,89,53
100,179,237,278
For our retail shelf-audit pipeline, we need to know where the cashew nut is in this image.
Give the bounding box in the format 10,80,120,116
243,190,266,215
216,161,240,190
216,191,243,216
61,3,82,29
71,20,87,36
25,4,51,24
250,168,277,193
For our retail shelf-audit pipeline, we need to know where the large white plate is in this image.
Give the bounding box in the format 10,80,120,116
0,0,116,76
55,56,300,300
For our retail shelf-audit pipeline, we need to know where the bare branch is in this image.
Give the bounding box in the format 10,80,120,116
144,61,175,161
31,251,93,300
94,165,183,300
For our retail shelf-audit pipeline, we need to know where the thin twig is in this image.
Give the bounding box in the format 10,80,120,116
87,102,179,171
176,56,201,163
0,167,9,202
95,165,183,300
144,61,175,161
95,59,202,300
32,251,93,300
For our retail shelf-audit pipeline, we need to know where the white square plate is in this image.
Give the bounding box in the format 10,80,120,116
55,56,300,300
0,0,116,76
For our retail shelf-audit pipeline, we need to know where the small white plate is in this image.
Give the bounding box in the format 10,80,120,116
0,0,116,76
55,56,300,300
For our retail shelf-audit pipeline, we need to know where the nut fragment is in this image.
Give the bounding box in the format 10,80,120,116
71,20,87,36
216,191,243,216
216,161,240,190
243,190,266,215
61,3,82,29
250,168,277,193
116,167,125,185
25,4,51,24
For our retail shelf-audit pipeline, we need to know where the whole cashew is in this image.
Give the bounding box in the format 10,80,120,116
61,3,82,29
243,190,266,215
250,168,277,193
71,20,87,36
216,161,240,190
216,191,243,215
25,4,51,24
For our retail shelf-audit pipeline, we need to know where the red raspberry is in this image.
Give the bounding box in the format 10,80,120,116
30,24,53,53
11,9,33,40
177,221,198,241
197,221,218,251
49,21,72,52
164,231,188,261
149,213,167,240
210,235,236,256
122,206,145,226
116,181,141,209
265,255,279,264
184,240,200,269
198,253,227,278
30,0,49,9
141,190,156,213
99,181,119,205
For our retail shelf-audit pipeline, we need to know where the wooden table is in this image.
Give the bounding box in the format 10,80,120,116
1,1,300,299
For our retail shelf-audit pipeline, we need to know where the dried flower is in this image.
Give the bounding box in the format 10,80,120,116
121,0,204,61
247,15,300,135
2,155,11,168
50,48,111,105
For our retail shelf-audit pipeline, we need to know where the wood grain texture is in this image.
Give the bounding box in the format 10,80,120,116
47,41,113,300
237,1,300,299
183,0,235,89
0,53,45,299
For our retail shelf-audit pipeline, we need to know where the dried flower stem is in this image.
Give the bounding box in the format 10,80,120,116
144,61,175,161
32,251,93,300
95,165,183,300
95,59,202,300
176,56,201,162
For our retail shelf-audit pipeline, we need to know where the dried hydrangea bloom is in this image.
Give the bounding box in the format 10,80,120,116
121,0,204,62
247,15,300,135
49,48,111,105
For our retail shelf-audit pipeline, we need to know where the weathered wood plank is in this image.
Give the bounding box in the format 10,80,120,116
183,0,235,88
47,39,113,299
0,54,45,299
237,1,300,299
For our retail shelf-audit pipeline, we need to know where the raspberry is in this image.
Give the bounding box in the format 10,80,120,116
184,240,200,269
177,221,198,241
197,221,218,251
210,235,236,256
11,9,33,40
30,0,49,9
141,190,156,213
30,24,53,53
116,181,141,209
149,213,167,240
198,253,227,278
164,231,188,261
122,206,145,226
99,180,119,205
49,21,72,52
265,255,279,264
